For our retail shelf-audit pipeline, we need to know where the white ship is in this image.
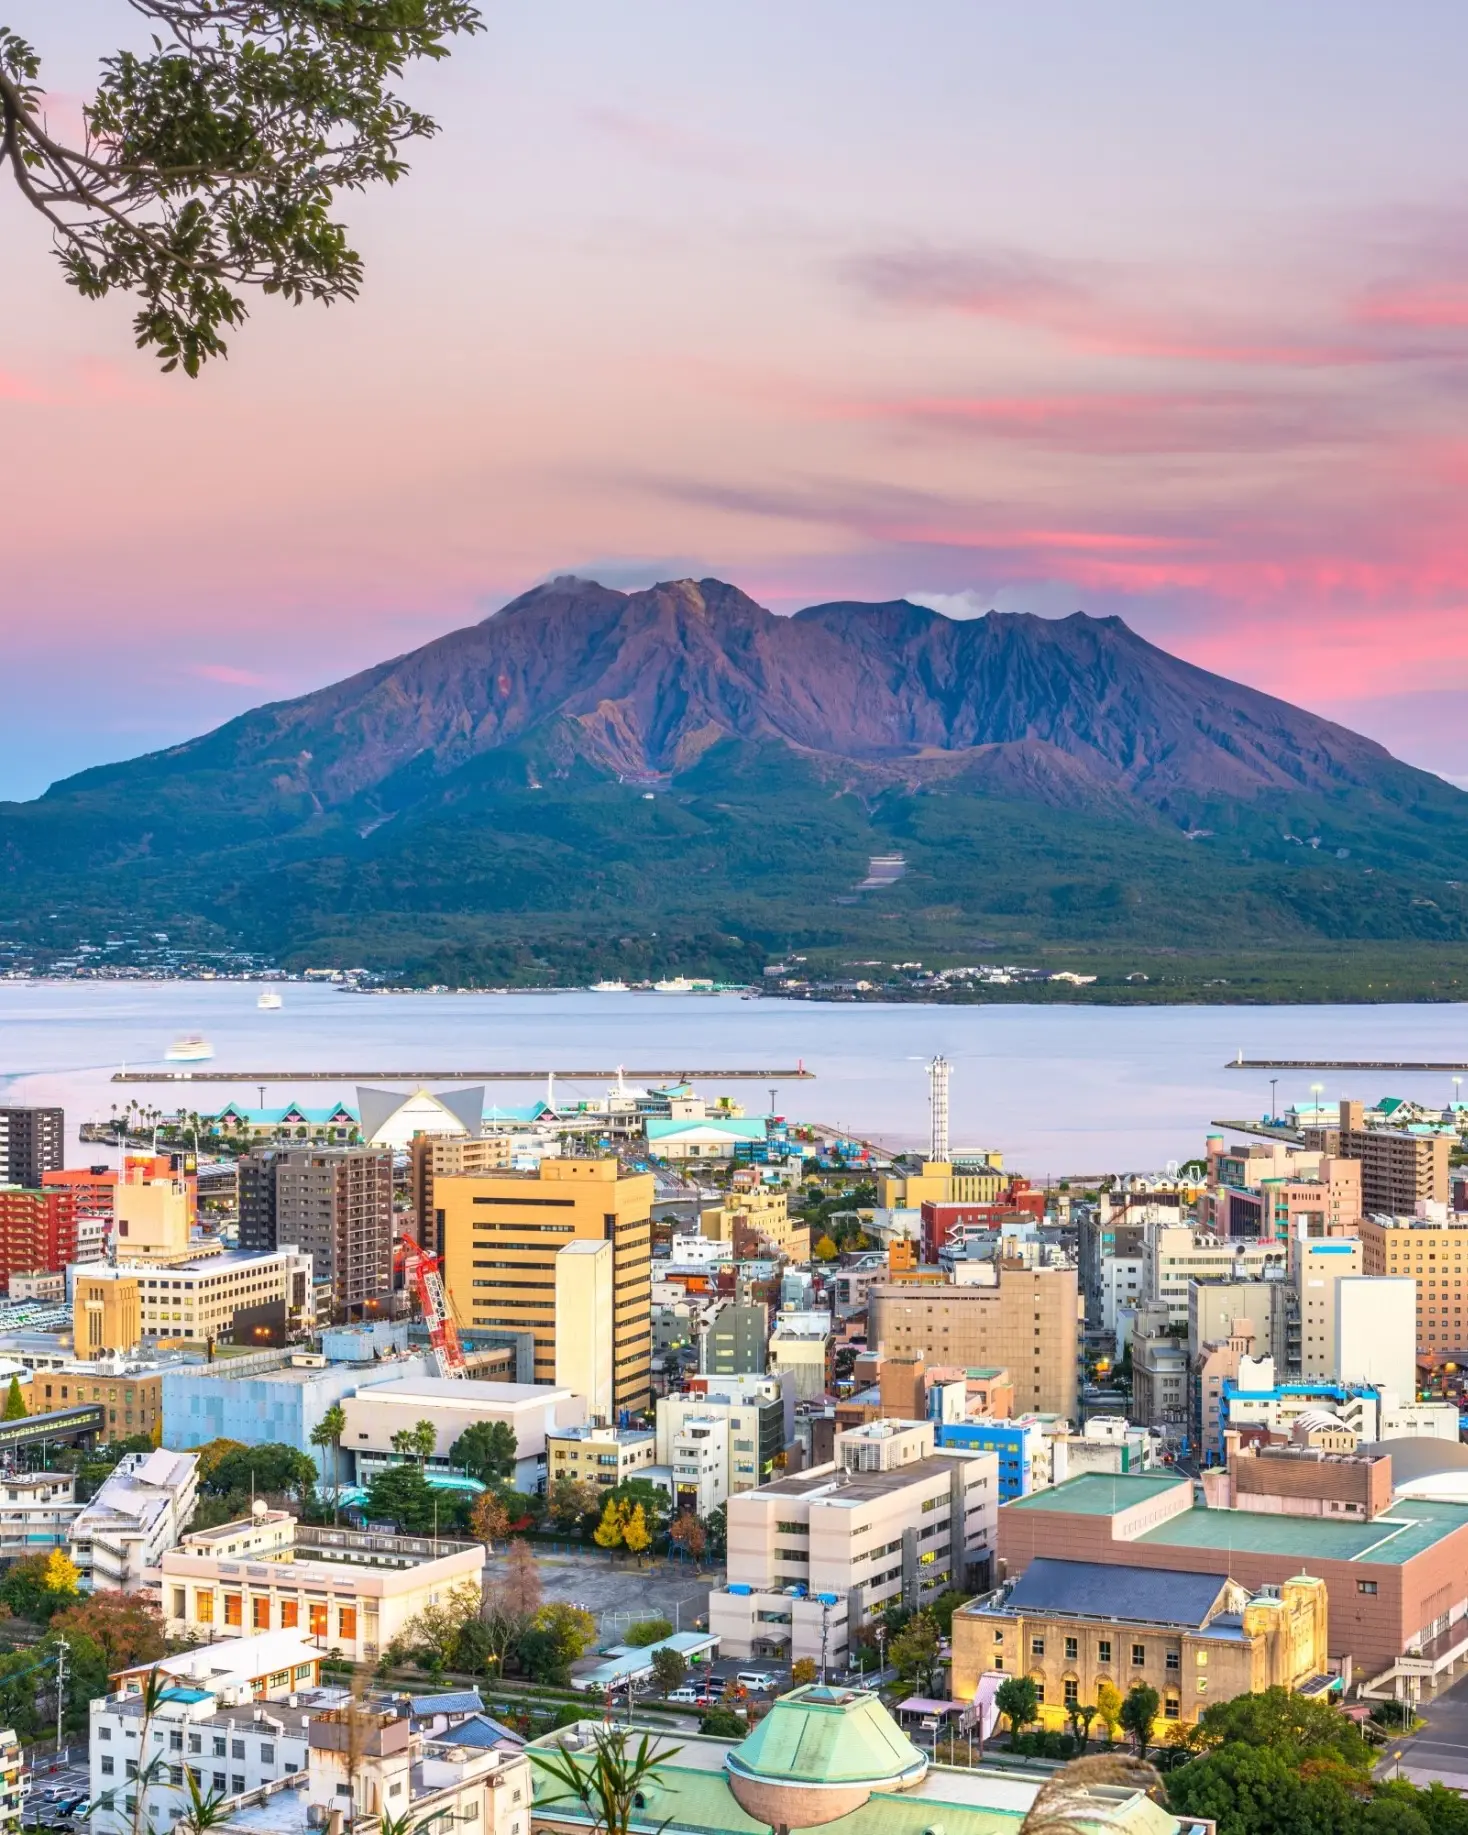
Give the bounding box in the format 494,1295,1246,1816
165,1034,214,1062
589,980,630,993
256,991,283,1010
653,977,694,993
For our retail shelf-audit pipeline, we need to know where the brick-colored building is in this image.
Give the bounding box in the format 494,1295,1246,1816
1361,1213,1468,1362
0,1188,77,1287
997,1469,1468,1685
867,1266,1079,1418
1308,1100,1450,1216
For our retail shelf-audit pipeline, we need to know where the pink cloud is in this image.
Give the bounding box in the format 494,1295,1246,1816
188,663,272,687
1356,282,1468,328
0,371,47,403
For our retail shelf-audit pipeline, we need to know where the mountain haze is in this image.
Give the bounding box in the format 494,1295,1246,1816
6,577,1468,986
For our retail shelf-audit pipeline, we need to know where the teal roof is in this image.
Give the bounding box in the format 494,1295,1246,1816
727,1686,925,1787
208,1103,357,1125
1005,1473,1188,1517
647,1117,767,1141
1137,1498,1468,1567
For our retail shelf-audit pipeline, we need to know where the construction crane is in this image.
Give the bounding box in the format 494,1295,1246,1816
395,1239,467,1380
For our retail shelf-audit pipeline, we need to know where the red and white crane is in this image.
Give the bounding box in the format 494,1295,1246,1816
395,1239,467,1379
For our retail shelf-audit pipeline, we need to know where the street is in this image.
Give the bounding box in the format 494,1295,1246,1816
1378,1670,1468,1792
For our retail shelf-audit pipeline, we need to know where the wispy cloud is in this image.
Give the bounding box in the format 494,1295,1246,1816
188,663,272,688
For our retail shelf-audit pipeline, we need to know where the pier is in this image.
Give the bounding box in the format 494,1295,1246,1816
112,1066,815,1084
1225,1058,1468,1072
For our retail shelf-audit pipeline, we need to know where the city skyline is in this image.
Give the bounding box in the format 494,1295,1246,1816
5,4,1468,794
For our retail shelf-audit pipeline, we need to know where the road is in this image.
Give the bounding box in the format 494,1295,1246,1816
1378,1670,1468,1792
23,1756,90,1827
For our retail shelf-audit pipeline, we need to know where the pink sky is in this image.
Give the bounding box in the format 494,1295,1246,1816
3,3,1468,793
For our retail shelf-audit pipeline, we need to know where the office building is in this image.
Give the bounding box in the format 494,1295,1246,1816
656,1374,789,1501
81,1249,313,1347
699,1300,769,1375
1142,1225,1288,1327
0,1108,62,1189
868,1266,1080,1418
699,1190,809,1261
709,1420,998,1664
340,1375,583,1490
73,1269,141,1359
409,1132,512,1256
1336,1275,1416,1398
545,1422,656,1492
68,1447,199,1592
41,1166,114,1264
440,1158,654,1412
1361,1213,1468,1362
34,1356,174,1439
1292,1238,1362,1382
161,1511,484,1661
1216,1353,1458,1457
1311,1100,1451,1214
163,1344,428,1455
554,1239,614,1422
952,1559,1328,1730
934,1415,1052,1501
114,1176,194,1260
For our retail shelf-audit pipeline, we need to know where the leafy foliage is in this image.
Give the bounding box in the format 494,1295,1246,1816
51,1588,165,1673
1119,1682,1159,1759
0,3,484,374
2,1377,26,1420
532,1727,681,1835
995,1675,1040,1737
452,1420,519,1485
624,1618,674,1649
519,1603,597,1687
650,1647,687,1694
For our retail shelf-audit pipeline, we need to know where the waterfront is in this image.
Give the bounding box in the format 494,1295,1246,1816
2,983,1468,1175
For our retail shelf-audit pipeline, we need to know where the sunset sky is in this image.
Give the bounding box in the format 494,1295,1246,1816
5,3,1468,795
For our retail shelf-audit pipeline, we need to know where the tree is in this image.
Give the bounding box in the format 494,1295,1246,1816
622,1504,652,1566
547,1475,602,1536
192,1438,250,1484
402,1579,484,1670
532,1727,680,1835
1095,1680,1124,1745
520,1603,597,1687
700,1706,745,1738
0,1552,75,1621
1066,1702,1098,1755
929,1589,973,1638
310,1402,347,1525
651,1648,687,1694
1166,1741,1361,1835
204,1443,317,1503
2,1377,25,1420
410,1419,438,1466
668,1514,707,1572
889,1611,942,1694
593,1497,626,1556
607,1478,670,1544
625,1618,674,1649
52,1590,165,1674
0,3,484,376
366,1462,439,1536
471,1491,510,1549
1120,1682,1160,1760
42,1549,81,1602
813,1234,839,1262
498,1538,544,1621
995,1675,1040,1740
705,1504,727,1562
451,1421,519,1485
790,1658,818,1686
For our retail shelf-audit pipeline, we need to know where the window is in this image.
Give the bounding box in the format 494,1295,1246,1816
1031,1678,1045,1703
1064,1637,1078,1662
100,1758,114,1777
339,1605,357,1640
252,1597,270,1630
1098,1639,1112,1664
279,1601,299,1629
213,1739,227,1759
212,1775,226,1793
169,1732,183,1752
196,1591,214,1624
231,1741,245,1760
261,1744,274,1764
1030,1637,1045,1658
189,1735,201,1755
1164,1696,1180,1720
1063,1678,1079,1706
224,1594,242,1628
1165,1651,1180,1672
1358,1580,1378,1596
232,1776,245,1795
993,1631,1005,1645
1131,1644,1146,1667
309,1603,328,1638
775,1521,809,1535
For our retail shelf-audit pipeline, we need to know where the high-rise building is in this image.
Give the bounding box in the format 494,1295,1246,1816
868,1266,1080,1418
439,1157,654,1413
1291,1238,1362,1382
74,1270,142,1359
0,1108,63,1188
1360,1213,1468,1363
409,1133,513,1256
1310,1100,1450,1215
243,1148,393,1314
0,1188,77,1288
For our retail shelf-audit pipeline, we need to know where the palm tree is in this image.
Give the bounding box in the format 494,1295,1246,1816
311,1402,347,1525
532,1727,681,1835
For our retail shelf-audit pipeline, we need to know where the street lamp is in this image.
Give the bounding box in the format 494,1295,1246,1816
1269,1078,1278,1126
1310,1082,1324,1123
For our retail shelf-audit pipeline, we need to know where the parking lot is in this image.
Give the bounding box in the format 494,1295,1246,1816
484,1545,718,1644
23,1758,89,1827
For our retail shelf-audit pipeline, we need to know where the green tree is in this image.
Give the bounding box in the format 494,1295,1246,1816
700,1705,745,1738
889,1610,942,1694
650,1647,687,1694
532,1727,681,1835
1120,1682,1160,1760
1095,1680,1124,1744
625,1617,674,1649
0,3,484,376
366,1462,440,1536
451,1420,519,1485
995,1675,1040,1739
607,1478,670,1543
203,1443,318,1502
520,1603,597,1687
1166,1742,1361,1835
310,1401,348,1525
705,1504,727,1562
547,1475,601,1536
2,1377,25,1420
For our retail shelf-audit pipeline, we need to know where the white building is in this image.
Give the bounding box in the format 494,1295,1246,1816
667,1234,734,1266
1144,1226,1288,1327
1293,1238,1363,1382
0,1729,22,1834
1099,1255,1144,1339
339,1376,585,1491
767,1310,831,1400
662,1411,730,1515
0,1472,79,1561
69,1448,199,1592
656,1374,789,1499
356,1085,483,1149
1336,1276,1417,1400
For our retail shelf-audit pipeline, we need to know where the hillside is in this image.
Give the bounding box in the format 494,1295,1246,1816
3,576,1468,990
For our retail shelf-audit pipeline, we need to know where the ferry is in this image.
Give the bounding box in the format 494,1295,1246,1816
589,980,630,993
256,991,283,1010
165,1035,214,1062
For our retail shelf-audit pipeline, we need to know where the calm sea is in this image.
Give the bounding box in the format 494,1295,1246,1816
1,983,1466,1177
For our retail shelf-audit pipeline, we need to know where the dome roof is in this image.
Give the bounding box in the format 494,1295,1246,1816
725,1686,927,1829
1364,1436,1468,1490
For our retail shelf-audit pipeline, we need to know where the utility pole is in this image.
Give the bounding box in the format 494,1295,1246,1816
819,1600,830,1686
54,1636,68,1757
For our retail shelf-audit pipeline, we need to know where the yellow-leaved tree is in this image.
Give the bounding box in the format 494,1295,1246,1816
593,1498,626,1556
622,1504,652,1566
43,1549,81,1601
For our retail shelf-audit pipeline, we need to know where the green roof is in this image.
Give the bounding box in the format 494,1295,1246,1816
728,1686,925,1786
1138,1498,1468,1567
1005,1473,1188,1516
532,1756,768,1835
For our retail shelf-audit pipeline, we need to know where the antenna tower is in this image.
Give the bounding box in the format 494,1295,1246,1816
927,1055,951,1162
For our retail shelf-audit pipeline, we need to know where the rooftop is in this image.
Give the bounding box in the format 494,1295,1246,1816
360,1376,573,1407
748,1455,958,1505
1005,1473,1187,1517
979,1559,1234,1632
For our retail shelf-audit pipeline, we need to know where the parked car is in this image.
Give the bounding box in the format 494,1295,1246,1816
736,1670,780,1692
665,1687,701,1704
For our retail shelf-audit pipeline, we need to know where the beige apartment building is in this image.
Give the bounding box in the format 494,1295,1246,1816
1362,1213,1468,1361
952,1560,1328,1729
868,1266,1079,1417
877,1160,1004,1210
411,1133,514,1256
33,1363,165,1438
440,1158,654,1412
700,1190,810,1261
161,1511,484,1661
545,1422,656,1491
709,1419,999,1664
1309,1100,1450,1215
73,1270,141,1358
77,1250,314,1346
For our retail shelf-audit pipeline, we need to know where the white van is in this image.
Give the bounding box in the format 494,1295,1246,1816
665,1687,701,1704
736,1670,779,1692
